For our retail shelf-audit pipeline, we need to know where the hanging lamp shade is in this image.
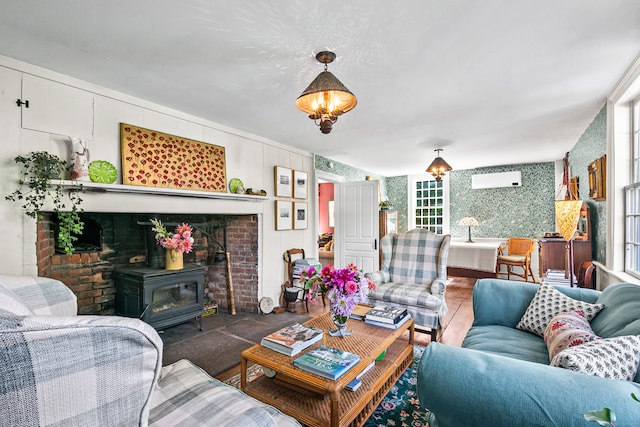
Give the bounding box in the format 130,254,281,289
295,51,357,134
426,149,453,181
295,71,358,115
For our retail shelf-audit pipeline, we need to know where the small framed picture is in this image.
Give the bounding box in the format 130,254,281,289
274,166,292,198
293,170,308,199
293,202,308,230
275,201,293,230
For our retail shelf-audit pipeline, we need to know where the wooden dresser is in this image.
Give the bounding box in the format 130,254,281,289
539,202,592,279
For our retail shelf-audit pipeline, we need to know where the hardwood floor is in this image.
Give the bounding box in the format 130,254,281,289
164,275,478,380
303,275,477,348
438,276,476,346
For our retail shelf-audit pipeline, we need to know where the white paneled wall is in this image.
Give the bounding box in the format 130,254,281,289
0,55,315,307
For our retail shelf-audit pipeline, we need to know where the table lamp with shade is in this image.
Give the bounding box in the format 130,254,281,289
458,217,479,243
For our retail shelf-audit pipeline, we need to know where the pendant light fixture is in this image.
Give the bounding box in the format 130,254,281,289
295,51,357,134
426,149,453,181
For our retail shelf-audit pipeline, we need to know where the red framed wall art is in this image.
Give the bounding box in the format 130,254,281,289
120,123,227,192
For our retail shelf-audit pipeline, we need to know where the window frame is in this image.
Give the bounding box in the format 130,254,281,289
407,173,450,234
623,99,640,279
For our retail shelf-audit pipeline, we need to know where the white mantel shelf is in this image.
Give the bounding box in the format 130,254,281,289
57,180,270,202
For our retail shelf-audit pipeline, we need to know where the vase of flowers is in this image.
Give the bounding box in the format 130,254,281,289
150,218,194,270
300,264,376,338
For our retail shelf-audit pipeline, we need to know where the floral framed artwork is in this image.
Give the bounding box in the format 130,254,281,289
275,200,293,230
274,166,292,197
294,202,308,230
293,170,308,199
120,123,226,192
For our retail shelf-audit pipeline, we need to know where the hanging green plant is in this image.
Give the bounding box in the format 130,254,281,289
5,151,84,255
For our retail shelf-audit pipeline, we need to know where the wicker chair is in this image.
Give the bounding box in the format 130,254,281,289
495,237,536,282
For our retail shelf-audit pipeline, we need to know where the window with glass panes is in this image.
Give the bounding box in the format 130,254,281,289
625,100,640,278
415,179,444,234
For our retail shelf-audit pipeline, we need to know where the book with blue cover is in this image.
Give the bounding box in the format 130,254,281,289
293,346,360,380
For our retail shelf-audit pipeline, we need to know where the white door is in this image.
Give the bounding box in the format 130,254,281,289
335,180,379,273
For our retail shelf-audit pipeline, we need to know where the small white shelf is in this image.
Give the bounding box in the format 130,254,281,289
57,180,270,202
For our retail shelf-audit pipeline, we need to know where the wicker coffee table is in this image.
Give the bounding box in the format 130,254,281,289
240,312,414,427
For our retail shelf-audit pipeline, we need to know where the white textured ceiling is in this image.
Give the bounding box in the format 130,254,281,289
0,0,639,176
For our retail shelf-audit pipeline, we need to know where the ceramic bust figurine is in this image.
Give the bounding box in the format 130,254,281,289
69,137,90,181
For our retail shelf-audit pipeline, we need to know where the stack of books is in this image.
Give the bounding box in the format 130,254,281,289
260,323,324,356
544,269,575,287
292,258,322,278
364,305,411,329
293,346,360,380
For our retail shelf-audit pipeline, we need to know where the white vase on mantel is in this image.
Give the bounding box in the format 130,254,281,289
69,136,90,181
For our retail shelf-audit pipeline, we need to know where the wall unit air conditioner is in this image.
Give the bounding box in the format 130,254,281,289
471,171,522,189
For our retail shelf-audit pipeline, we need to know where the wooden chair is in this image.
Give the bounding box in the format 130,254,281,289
283,248,306,312
578,261,596,289
495,238,536,282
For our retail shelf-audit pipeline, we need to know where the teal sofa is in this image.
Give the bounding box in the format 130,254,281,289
417,279,640,427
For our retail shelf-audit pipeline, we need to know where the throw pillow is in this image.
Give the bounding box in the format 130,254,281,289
544,310,600,361
516,283,604,337
551,335,640,381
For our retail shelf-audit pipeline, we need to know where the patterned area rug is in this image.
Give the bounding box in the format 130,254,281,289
223,345,431,427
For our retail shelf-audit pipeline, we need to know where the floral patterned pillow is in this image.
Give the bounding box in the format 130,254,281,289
516,283,604,337
551,335,640,381
544,310,600,361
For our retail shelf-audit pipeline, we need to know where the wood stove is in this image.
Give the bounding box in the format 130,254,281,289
114,264,205,330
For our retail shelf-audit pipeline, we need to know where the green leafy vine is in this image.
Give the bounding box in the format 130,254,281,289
5,151,84,255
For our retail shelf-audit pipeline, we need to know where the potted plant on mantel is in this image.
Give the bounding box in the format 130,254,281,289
5,151,84,255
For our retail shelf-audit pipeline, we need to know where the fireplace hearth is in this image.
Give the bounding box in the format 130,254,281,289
38,213,259,316
114,264,205,330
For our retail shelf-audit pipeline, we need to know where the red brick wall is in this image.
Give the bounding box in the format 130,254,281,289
36,214,258,315
205,215,259,313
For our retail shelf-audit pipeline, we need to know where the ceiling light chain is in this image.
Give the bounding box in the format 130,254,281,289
295,51,357,134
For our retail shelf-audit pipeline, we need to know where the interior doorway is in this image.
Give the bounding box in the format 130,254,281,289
315,171,343,267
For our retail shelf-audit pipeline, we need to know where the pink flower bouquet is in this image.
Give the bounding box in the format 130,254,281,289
150,218,194,253
301,263,376,323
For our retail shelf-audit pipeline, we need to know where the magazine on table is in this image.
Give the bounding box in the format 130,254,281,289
261,323,324,356
365,304,408,324
293,345,360,380
364,312,412,330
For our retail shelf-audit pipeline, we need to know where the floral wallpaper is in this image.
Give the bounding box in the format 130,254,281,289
449,163,556,239
387,176,409,232
569,105,607,263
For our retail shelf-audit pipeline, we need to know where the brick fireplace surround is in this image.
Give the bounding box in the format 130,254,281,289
37,213,259,315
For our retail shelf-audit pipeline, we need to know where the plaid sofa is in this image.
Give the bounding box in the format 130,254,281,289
0,274,301,427
365,229,450,341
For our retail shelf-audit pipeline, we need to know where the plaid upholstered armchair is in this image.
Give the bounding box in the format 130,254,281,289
0,274,300,427
365,228,451,341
